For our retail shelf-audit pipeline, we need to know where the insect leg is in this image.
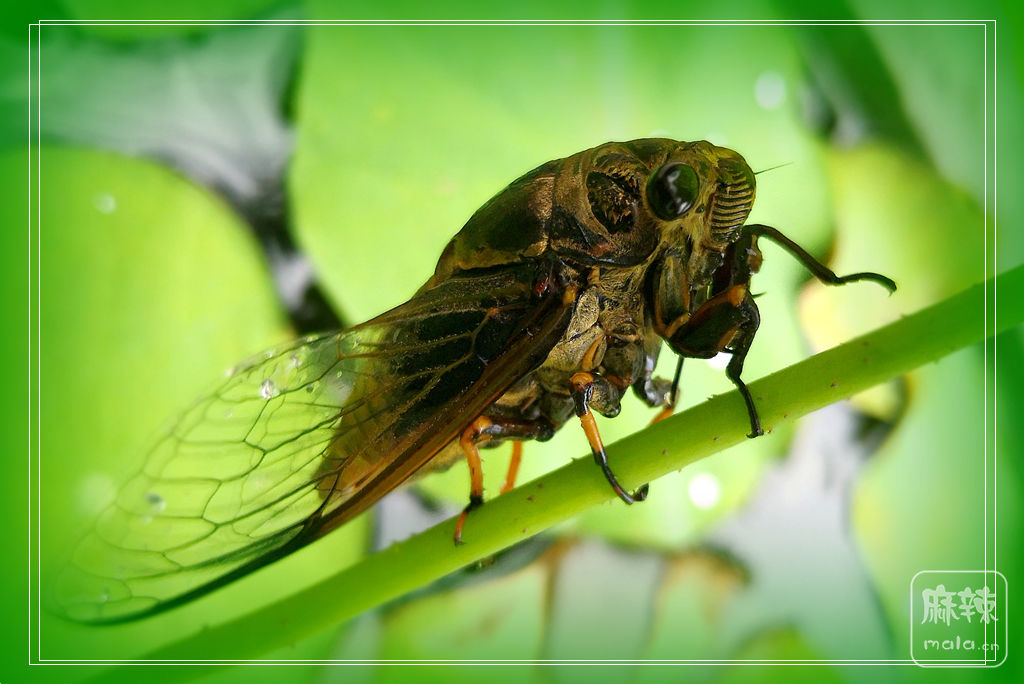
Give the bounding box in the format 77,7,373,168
501,442,523,494
569,372,649,504
746,224,896,293
491,418,552,495
454,416,490,545
666,286,763,437
724,299,763,437
453,416,554,544
649,357,684,425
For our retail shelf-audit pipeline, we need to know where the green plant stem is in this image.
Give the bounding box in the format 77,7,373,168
131,264,1022,665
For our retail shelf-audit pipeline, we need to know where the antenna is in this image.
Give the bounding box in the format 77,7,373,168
753,161,794,176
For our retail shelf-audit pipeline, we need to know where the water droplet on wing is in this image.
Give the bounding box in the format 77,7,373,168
260,379,279,399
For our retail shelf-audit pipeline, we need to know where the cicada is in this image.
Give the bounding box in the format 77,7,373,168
55,138,894,623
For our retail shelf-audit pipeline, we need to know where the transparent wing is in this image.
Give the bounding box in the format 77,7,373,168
53,261,573,623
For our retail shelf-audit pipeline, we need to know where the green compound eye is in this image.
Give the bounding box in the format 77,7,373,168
646,162,700,220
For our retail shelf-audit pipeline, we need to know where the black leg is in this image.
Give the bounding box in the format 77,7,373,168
570,372,648,504
648,357,683,425
725,300,763,438
747,224,896,293
668,356,684,406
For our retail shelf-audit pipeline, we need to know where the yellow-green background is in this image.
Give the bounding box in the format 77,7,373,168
3,1,1022,683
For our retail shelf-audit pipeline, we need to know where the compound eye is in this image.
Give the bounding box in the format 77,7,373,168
646,163,700,220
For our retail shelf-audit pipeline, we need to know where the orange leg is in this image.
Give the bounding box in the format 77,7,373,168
453,417,490,545
452,416,552,544
649,404,675,425
501,441,523,495
569,372,648,504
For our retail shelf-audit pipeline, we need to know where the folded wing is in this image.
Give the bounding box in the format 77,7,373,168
54,259,573,623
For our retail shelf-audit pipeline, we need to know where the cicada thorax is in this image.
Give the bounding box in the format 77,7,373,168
428,159,558,282
546,145,664,267
429,139,764,427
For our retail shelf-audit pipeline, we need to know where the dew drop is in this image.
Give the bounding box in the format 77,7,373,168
289,353,302,369
305,382,317,393
260,379,279,399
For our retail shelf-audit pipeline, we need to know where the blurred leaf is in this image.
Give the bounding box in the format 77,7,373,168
778,2,928,155
801,144,984,351
852,345,987,658
799,142,985,420
641,551,748,663
858,18,987,200
58,0,288,41
723,627,843,681
809,116,1002,670
37,146,285,547
30,146,369,660
14,23,297,205
378,563,547,661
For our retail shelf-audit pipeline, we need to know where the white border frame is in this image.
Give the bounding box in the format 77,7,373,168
26,16,1000,668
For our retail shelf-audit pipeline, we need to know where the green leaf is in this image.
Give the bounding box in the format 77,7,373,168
30,147,369,660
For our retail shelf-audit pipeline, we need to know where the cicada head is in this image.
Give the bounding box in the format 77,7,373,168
543,138,757,267
653,140,756,251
